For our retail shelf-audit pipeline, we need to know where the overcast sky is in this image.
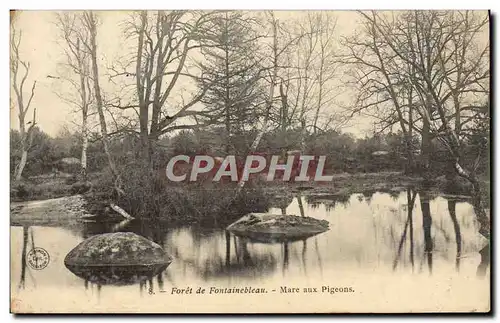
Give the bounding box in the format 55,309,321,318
9,10,388,138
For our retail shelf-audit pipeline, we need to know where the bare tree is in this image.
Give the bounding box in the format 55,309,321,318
55,13,94,180
11,28,37,182
359,10,490,237
82,11,123,195
310,13,339,135
275,12,341,148
237,12,280,190
110,10,225,163
342,13,418,172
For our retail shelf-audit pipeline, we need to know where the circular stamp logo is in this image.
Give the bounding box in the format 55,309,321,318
26,247,50,270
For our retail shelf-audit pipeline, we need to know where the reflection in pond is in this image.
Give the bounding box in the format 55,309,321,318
18,225,40,291
305,193,351,211
420,191,433,275
392,188,417,271
11,188,489,301
389,189,468,276
18,226,29,290
448,200,462,271
476,244,490,278
66,264,169,286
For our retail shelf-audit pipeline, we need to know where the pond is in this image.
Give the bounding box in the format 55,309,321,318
10,188,490,313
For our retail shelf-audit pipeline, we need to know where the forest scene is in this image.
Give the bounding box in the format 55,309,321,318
10,10,490,313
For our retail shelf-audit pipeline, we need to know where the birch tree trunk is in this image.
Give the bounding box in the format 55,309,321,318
55,14,93,182
11,29,37,183
15,150,28,182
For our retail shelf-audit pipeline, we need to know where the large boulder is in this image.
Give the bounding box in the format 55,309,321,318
64,232,172,285
226,213,329,243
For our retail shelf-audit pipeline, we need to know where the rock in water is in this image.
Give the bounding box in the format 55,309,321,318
226,213,330,243
64,232,171,266
64,232,172,285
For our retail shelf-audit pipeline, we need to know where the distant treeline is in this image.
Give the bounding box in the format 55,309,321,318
10,125,489,179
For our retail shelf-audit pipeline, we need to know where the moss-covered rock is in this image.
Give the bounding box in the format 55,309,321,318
65,232,171,267
226,213,329,243
64,232,172,285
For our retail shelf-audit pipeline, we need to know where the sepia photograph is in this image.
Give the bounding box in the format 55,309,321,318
9,9,491,314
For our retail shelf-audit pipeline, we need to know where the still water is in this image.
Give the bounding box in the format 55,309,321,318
11,189,490,312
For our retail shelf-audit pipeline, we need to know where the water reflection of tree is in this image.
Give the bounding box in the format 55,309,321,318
199,235,279,280
80,268,169,299
166,228,324,282
18,225,37,291
476,244,490,278
390,191,467,274
18,226,29,290
288,195,323,277
163,231,280,282
282,242,289,275
362,190,375,204
420,191,433,274
392,188,417,271
447,200,462,271
305,194,350,211
393,188,455,275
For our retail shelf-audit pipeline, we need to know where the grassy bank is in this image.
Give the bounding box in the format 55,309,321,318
10,170,490,224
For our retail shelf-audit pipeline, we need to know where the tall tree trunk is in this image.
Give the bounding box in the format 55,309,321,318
405,87,415,174
11,30,37,183
313,57,324,135
85,12,122,195
279,81,288,132
224,16,231,154
453,90,461,135
279,81,288,159
15,124,35,182
300,119,307,153
81,115,88,180
135,11,151,164
454,161,490,238
15,149,28,182
73,35,90,181
14,101,28,182
420,107,431,179
149,12,164,144
237,15,278,190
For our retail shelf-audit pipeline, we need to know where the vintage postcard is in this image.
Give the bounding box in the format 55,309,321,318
10,10,490,313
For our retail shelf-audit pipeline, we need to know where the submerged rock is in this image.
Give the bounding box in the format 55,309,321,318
226,213,329,243
64,232,172,285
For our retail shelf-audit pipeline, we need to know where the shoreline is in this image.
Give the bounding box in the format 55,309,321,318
10,171,484,226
